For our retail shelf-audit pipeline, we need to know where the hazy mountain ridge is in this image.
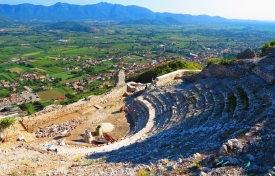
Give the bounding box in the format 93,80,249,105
0,2,231,23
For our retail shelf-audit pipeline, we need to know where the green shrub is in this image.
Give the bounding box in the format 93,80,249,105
206,58,232,67
0,117,16,129
84,159,96,166
192,162,201,169
261,39,275,54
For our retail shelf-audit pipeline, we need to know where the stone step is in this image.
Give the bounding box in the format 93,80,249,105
18,122,34,143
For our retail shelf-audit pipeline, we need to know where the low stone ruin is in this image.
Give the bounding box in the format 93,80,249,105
154,69,201,86
127,82,148,93
43,104,63,111
236,48,257,59
115,69,126,87
35,117,83,138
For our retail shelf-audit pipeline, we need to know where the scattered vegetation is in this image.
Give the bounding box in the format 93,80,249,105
206,58,235,66
23,169,35,176
0,117,16,129
136,169,150,176
20,160,31,166
186,70,198,75
192,162,201,169
75,156,82,163
84,159,96,166
101,156,108,161
261,39,275,54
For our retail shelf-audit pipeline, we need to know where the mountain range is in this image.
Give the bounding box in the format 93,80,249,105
0,2,271,25
0,2,231,24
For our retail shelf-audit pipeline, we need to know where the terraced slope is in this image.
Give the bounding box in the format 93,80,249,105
88,56,275,175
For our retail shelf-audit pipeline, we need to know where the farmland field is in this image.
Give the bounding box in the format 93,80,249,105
1,21,275,111
38,87,74,100
0,73,16,82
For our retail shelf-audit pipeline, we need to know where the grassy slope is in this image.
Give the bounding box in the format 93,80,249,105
128,59,203,83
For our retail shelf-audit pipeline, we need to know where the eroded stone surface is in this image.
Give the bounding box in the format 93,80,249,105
237,48,257,59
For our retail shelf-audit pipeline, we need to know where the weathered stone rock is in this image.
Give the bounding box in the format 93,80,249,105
202,155,215,167
84,130,94,144
246,154,255,161
194,152,202,159
228,157,239,165
219,144,228,155
237,48,257,59
201,167,211,173
263,46,275,57
226,140,233,150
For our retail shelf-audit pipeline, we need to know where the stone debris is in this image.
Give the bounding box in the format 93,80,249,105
35,117,83,138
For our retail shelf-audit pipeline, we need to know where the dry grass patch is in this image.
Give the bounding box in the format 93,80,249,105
9,67,24,73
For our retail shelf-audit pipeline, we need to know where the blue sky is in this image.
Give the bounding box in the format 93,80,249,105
0,0,274,21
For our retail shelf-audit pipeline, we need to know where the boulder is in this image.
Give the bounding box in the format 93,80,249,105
228,157,240,165
219,144,228,155
226,140,233,150
237,48,256,59
201,155,215,167
246,154,255,161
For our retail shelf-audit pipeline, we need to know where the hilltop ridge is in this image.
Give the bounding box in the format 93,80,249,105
0,2,233,23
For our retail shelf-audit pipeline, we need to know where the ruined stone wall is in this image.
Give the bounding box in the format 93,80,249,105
20,85,127,132
115,69,126,87
155,69,201,86
127,82,148,93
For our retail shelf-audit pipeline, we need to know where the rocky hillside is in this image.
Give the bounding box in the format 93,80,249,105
1,48,275,175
